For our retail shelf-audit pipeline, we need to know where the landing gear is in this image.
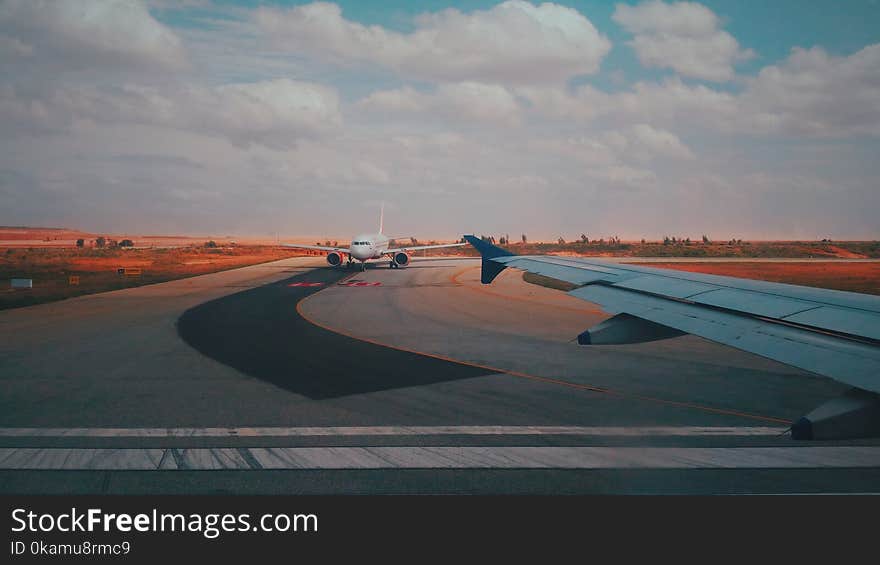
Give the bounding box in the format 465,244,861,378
389,261,398,269
360,262,366,272
346,259,353,269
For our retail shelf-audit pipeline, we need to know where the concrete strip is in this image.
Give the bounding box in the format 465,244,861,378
0,426,787,438
0,448,168,470
2,446,880,470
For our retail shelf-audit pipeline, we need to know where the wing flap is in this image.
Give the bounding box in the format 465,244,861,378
688,288,818,318
783,307,880,341
614,275,718,299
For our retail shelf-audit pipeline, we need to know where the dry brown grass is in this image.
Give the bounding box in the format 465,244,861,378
0,245,308,310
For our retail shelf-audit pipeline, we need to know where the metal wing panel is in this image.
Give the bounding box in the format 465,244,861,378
614,275,719,299
489,254,880,341
493,257,620,285
501,255,636,277
570,285,880,393
507,255,880,314
783,307,880,341
610,263,880,314
688,288,819,319
498,256,635,286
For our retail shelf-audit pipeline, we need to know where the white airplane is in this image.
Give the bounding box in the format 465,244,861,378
282,206,465,271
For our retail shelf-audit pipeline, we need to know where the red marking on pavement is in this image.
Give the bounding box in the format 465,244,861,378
288,282,324,287
338,282,382,287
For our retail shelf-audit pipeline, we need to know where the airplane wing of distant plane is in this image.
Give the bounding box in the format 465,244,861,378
386,242,467,253
281,243,348,253
463,235,880,439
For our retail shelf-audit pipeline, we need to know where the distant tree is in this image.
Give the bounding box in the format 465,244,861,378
119,239,134,247
95,236,106,248
332,241,338,247
557,237,565,245
459,236,467,244
205,240,217,248
580,234,588,243
499,236,506,245
702,234,710,244
641,238,646,244
663,236,671,245
685,237,691,245
316,242,321,246
410,237,418,246
76,238,84,247
521,234,527,244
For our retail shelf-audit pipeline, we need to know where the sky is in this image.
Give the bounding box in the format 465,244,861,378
1,0,879,241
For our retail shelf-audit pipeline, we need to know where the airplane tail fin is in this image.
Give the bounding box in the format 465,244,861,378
463,235,515,284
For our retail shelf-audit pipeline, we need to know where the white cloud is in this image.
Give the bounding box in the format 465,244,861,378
359,82,522,126
518,78,738,132
619,124,695,160
1,79,342,148
521,42,880,140
739,45,880,137
613,1,754,82
0,0,186,71
256,1,611,84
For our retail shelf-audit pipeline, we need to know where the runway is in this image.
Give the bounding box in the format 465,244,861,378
2,257,878,494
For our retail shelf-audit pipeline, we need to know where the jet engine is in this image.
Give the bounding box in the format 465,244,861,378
392,252,409,267
326,251,345,266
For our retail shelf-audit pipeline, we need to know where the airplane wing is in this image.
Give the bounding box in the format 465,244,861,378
281,243,347,253
463,236,880,401
386,242,468,253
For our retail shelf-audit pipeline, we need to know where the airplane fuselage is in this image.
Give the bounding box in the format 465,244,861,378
349,233,390,262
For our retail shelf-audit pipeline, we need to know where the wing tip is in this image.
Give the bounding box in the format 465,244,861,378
463,235,515,284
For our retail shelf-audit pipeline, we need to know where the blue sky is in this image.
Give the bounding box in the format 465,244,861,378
159,1,880,88
2,1,879,239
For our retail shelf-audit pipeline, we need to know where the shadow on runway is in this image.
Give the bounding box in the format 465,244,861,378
177,267,497,399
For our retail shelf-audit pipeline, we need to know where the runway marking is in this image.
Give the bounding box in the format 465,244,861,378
338,282,382,287
2,446,878,470
295,293,792,425
0,426,786,438
287,282,324,287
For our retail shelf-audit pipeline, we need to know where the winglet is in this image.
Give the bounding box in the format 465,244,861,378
463,235,515,284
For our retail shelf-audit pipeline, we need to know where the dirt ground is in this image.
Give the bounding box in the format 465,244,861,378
0,245,311,310
631,262,880,295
